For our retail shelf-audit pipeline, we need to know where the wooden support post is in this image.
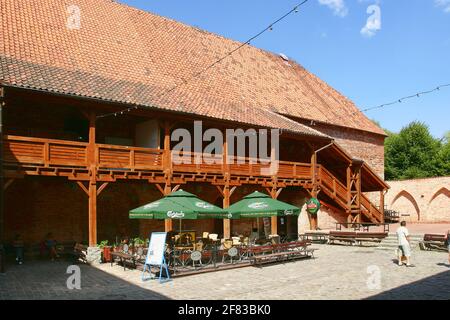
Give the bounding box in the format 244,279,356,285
88,180,97,247
346,165,352,209
163,122,173,232
380,189,386,223
223,184,231,239
221,134,232,239
309,148,319,230
269,185,282,236
87,112,97,247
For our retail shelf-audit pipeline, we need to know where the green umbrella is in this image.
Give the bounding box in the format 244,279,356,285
227,191,300,218
129,190,236,220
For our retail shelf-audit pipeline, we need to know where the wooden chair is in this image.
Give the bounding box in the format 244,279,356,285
209,234,218,241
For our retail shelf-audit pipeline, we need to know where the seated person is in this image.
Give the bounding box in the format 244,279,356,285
249,228,259,243
44,232,59,261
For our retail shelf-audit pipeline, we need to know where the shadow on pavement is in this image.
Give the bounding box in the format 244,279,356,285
365,269,450,300
0,260,170,300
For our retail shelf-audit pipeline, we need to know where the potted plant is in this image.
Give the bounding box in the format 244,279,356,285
133,237,146,256
98,240,112,263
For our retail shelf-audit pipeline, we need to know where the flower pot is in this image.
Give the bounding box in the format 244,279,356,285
103,246,112,262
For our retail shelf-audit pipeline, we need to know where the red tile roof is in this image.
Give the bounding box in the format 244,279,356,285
0,0,385,137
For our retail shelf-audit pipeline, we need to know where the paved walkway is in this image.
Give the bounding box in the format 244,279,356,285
1,245,449,300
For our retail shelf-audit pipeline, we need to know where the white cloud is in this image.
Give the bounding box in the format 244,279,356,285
318,0,348,17
435,0,450,13
360,4,381,38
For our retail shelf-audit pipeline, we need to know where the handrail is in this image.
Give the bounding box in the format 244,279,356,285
4,134,89,147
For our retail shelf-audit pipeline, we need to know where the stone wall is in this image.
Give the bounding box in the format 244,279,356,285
385,176,450,223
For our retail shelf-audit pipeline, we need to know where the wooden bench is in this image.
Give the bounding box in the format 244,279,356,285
329,231,387,246
53,242,87,263
249,241,314,266
354,232,388,245
419,234,447,252
328,231,358,245
111,251,136,271
301,232,329,243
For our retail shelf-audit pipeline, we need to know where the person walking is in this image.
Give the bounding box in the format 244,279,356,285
396,221,414,267
445,230,450,265
13,234,24,265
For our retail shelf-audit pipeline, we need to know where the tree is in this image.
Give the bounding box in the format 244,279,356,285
384,122,443,180
435,131,450,176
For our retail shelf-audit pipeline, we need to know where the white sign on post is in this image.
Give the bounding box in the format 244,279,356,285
142,232,170,283
145,232,166,265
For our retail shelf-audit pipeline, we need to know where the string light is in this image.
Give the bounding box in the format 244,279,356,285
317,83,450,126
97,0,310,119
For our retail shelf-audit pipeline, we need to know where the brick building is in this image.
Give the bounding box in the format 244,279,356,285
0,0,388,248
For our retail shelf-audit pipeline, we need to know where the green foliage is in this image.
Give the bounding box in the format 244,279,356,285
98,240,109,248
385,122,450,180
133,237,145,246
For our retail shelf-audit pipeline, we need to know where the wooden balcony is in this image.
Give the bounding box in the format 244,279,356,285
2,135,384,223
2,135,313,186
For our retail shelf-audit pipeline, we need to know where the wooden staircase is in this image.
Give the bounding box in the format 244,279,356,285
317,165,383,224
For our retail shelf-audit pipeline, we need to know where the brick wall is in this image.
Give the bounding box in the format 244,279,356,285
385,176,450,223
299,121,386,178
4,176,352,246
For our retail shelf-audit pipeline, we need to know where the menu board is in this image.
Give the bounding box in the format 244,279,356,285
145,232,167,266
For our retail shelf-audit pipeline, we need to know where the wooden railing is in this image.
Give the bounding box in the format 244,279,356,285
170,152,312,178
96,144,163,171
360,193,384,223
318,166,348,207
3,135,383,222
3,136,312,179
3,135,88,168
318,165,383,223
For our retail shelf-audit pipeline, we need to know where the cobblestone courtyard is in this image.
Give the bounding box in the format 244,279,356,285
1,244,449,300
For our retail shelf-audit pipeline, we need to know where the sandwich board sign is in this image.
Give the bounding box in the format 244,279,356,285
142,232,170,283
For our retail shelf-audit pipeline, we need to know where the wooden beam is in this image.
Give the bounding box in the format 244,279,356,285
229,186,237,197
380,189,386,223
88,181,97,246
269,188,278,236
171,184,180,192
223,182,231,239
216,185,224,197
97,182,109,196
3,178,15,191
155,183,165,195
275,188,283,199
76,181,89,196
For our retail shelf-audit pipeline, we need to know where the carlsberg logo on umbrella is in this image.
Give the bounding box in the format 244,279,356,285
284,209,294,215
248,202,269,209
195,202,214,210
167,211,185,218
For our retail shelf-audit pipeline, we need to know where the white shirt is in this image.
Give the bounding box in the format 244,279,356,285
396,226,409,246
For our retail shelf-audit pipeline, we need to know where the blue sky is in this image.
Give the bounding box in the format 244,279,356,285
119,0,450,138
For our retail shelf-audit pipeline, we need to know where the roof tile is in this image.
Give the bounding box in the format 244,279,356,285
0,0,385,136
